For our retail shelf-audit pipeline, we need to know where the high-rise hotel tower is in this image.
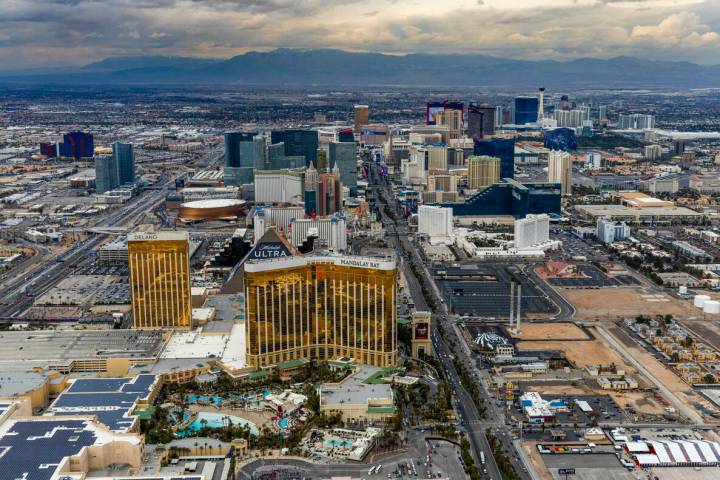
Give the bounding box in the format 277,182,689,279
129,231,192,329
244,255,398,368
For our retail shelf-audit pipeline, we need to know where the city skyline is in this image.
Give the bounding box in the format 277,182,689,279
1,0,719,70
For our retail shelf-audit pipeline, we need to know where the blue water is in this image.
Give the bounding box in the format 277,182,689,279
178,412,259,437
279,418,288,429
326,439,353,448
187,394,223,406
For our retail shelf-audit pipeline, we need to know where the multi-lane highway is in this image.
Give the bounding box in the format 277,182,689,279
368,162,534,480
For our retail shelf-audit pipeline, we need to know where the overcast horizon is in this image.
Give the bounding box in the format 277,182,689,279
2,0,720,70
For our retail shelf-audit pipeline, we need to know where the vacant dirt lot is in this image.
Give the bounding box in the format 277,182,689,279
608,391,666,415
516,328,634,373
558,288,696,320
514,322,590,341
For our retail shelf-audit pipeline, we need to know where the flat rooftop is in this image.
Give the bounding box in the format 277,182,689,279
320,365,393,407
576,204,702,219
0,329,166,372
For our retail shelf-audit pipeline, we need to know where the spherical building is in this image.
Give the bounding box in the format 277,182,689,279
178,199,246,222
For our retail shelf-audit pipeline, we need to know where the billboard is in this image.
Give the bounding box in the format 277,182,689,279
426,101,464,125
414,322,429,340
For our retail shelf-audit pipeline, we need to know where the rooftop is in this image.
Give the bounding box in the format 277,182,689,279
320,365,393,407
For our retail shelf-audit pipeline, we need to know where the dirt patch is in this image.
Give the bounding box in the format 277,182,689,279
513,322,590,341
557,288,696,320
516,328,634,373
525,384,594,396
608,391,665,415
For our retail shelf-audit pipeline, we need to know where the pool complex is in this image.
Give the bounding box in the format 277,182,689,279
326,439,354,448
178,412,259,437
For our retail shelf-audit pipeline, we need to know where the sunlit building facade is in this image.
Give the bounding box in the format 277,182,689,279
129,231,191,329
244,255,398,368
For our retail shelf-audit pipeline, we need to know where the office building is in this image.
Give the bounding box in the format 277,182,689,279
644,144,663,161
128,231,191,329
514,214,550,250
418,205,454,245
271,129,318,167
354,105,369,134
514,96,539,125
267,142,304,170
225,131,259,186
95,155,119,194
59,131,94,159
467,155,500,189
468,104,497,139
329,141,357,195
237,137,266,185
440,178,561,218
255,169,304,205
596,218,631,244
112,142,135,185
244,254,398,367
618,114,655,130
474,138,514,179
548,150,572,196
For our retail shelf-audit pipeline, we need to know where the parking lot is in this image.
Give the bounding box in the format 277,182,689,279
435,264,556,318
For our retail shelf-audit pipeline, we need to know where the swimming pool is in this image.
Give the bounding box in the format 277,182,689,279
326,439,353,448
178,412,259,437
187,394,223,406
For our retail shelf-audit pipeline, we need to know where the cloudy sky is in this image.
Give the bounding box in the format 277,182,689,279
2,0,720,69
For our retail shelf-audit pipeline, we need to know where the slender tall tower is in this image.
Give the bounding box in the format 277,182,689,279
538,87,546,122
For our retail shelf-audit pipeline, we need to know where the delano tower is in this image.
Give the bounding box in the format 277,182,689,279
128,231,191,329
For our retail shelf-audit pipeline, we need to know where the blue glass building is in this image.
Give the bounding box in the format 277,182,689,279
514,97,539,125
544,128,577,151
439,178,561,218
95,155,119,193
329,141,357,195
271,129,318,167
474,138,515,179
112,142,135,185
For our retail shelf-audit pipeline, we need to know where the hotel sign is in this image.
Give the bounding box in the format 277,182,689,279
338,258,381,269
251,242,291,259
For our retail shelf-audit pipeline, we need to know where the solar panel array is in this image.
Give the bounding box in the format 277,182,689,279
0,419,97,480
49,374,157,432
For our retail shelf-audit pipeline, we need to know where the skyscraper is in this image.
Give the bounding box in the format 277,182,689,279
271,129,318,167
112,142,135,185
224,132,260,186
514,96,539,125
129,231,191,329
304,162,319,216
467,155,500,189
474,138,515,179
95,155,119,193
354,105,369,134
244,253,398,367
338,128,355,143
328,141,357,195
548,150,573,196
318,170,342,216
467,103,496,139
59,131,94,159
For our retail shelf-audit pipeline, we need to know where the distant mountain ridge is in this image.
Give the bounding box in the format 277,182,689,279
1,48,719,88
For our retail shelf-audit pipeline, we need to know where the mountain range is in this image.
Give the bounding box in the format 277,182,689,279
1,48,719,88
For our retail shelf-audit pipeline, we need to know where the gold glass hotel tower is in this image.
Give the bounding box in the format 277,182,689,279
244,255,398,368
128,231,192,329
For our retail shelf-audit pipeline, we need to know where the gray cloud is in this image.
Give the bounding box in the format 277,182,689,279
0,0,718,69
